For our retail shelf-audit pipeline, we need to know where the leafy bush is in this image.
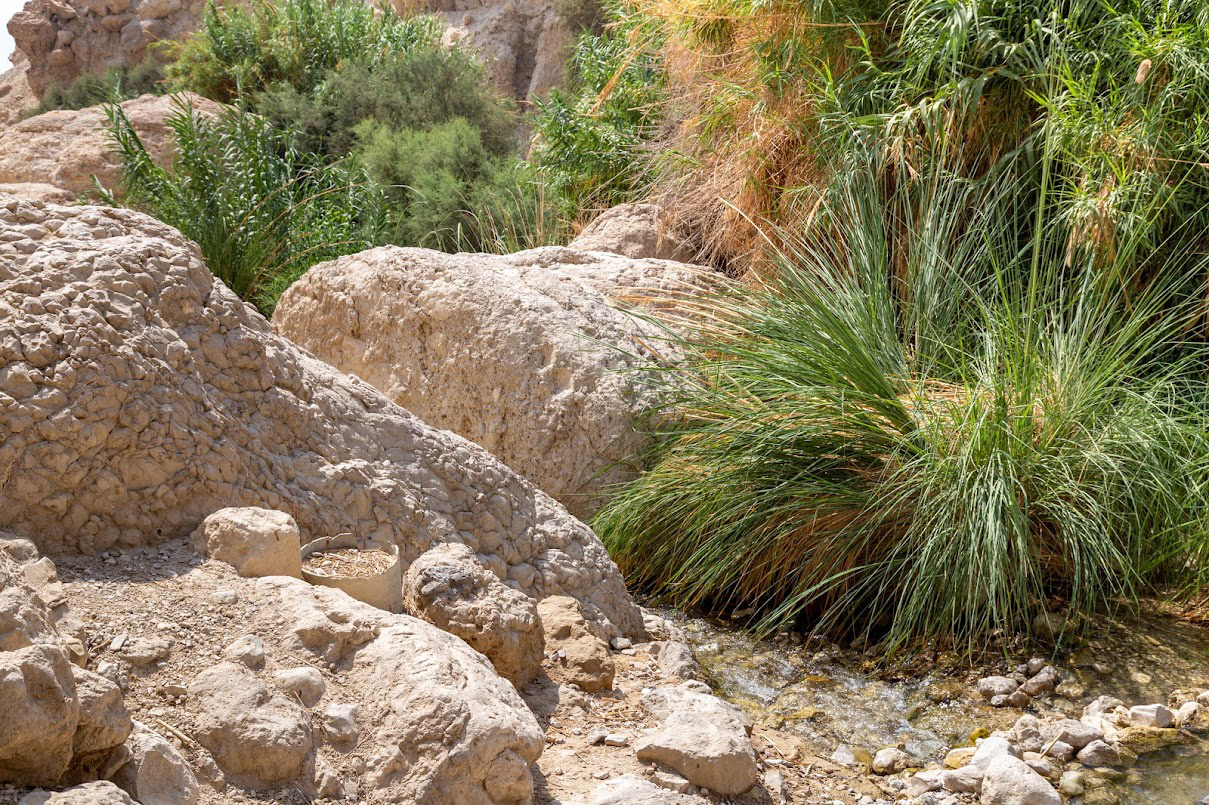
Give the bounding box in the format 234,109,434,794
594,158,1209,652
35,56,165,113
356,118,557,252
256,46,517,159
167,0,442,102
105,96,383,313
531,3,669,218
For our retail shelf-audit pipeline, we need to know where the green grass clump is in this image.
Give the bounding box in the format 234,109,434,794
594,158,1209,653
105,96,383,314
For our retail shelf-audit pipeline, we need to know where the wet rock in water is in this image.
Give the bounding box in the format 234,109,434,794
1128,703,1174,729
538,596,615,693
832,744,875,770
112,722,199,805
1114,725,1188,755
872,747,912,775
402,542,544,688
655,641,702,681
1020,666,1059,697
191,508,302,580
18,781,136,804
1057,769,1085,797
980,754,1061,805
978,676,1020,700
186,661,312,788
1075,739,1125,767
634,680,758,796
273,667,326,708
222,635,266,670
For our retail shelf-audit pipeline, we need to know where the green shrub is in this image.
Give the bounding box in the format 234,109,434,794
594,157,1209,653
35,56,165,113
256,46,517,159
356,118,557,252
167,0,442,102
531,3,669,217
105,96,384,313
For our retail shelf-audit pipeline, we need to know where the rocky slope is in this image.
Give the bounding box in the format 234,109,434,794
0,195,641,637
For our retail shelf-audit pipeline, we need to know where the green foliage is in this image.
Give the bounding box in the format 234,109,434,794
256,46,516,159
532,3,669,216
594,155,1209,652
105,96,383,313
166,0,442,102
356,118,558,252
35,57,165,113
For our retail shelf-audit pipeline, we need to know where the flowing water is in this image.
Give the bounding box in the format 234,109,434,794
666,605,1209,802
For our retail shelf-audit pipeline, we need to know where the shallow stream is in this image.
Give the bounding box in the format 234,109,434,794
668,606,1209,803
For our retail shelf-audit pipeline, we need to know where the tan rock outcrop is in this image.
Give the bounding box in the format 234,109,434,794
0,196,643,638
571,203,697,263
273,246,710,519
0,62,38,128
8,0,207,97
0,93,222,196
403,542,544,688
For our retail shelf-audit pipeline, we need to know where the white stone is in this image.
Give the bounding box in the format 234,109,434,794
980,754,1060,805
1129,703,1174,729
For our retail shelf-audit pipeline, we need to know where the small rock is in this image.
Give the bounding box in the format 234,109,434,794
222,635,265,670
1026,658,1047,676
1020,666,1059,697
19,781,136,804
872,747,912,775
763,769,787,803
1041,719,1101,750
1076,739,1124,767
1129,704,1174,729
979,676,1019,699
971,736,1021,768
1057,770,1085,797
210,590,238,605
602,733,628,747
980,754,1060,805
609,637,632,651
321,703,358,746
944,747,977,768
1007,689,1032,708
587,727,610,746
656,641,702,681
273,667,326,707
652,770,691,794
189,507,303,578
1176,701,1200,727
112,721,200,805
832,744,875,770
592,770,610,781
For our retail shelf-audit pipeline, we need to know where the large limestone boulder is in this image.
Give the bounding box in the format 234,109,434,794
0,93,223,196
571,203,696,263
0,197,642,638
262,577,546,803
403,542,544,688
8,0,207,96
0,538,130,786
273,245,710,519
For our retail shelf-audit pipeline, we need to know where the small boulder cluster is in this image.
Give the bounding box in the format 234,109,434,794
975,657,1062,709
897,685,1209,804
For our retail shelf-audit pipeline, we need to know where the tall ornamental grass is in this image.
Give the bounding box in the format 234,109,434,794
105,96,383,314
594,158,1209,653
